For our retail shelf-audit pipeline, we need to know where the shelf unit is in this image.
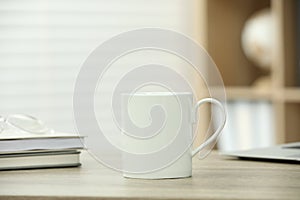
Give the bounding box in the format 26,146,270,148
197,0,300,144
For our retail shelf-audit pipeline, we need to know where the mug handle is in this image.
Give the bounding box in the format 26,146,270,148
192,98,226,157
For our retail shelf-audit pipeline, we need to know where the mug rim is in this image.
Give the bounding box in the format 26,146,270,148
121,92,192,96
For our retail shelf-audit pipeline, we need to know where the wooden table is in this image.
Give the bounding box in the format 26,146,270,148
0,151,299,200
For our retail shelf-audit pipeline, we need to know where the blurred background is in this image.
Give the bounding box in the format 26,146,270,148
0,0,299,152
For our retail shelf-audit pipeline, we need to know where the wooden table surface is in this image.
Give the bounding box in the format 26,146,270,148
0,150,299,200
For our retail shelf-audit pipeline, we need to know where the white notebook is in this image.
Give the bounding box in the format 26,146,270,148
0,150,81,170
0,131,85,153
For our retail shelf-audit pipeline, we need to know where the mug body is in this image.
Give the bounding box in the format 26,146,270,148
123,149,192,179
121,92,194,179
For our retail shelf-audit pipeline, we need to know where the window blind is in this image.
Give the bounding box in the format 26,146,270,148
0,0,199,132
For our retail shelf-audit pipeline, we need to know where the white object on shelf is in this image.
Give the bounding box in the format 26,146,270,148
241,8,274,70
217,101,275,152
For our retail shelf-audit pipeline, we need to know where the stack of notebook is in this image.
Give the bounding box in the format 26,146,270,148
0,131,85,170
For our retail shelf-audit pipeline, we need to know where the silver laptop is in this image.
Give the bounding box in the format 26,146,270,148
221,142,300,162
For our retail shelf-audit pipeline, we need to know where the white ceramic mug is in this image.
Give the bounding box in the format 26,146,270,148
121,92,226,179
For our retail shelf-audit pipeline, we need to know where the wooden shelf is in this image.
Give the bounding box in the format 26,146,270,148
283,88,300,102
225,87,272,100
200,0,300,144
225,87,300,102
